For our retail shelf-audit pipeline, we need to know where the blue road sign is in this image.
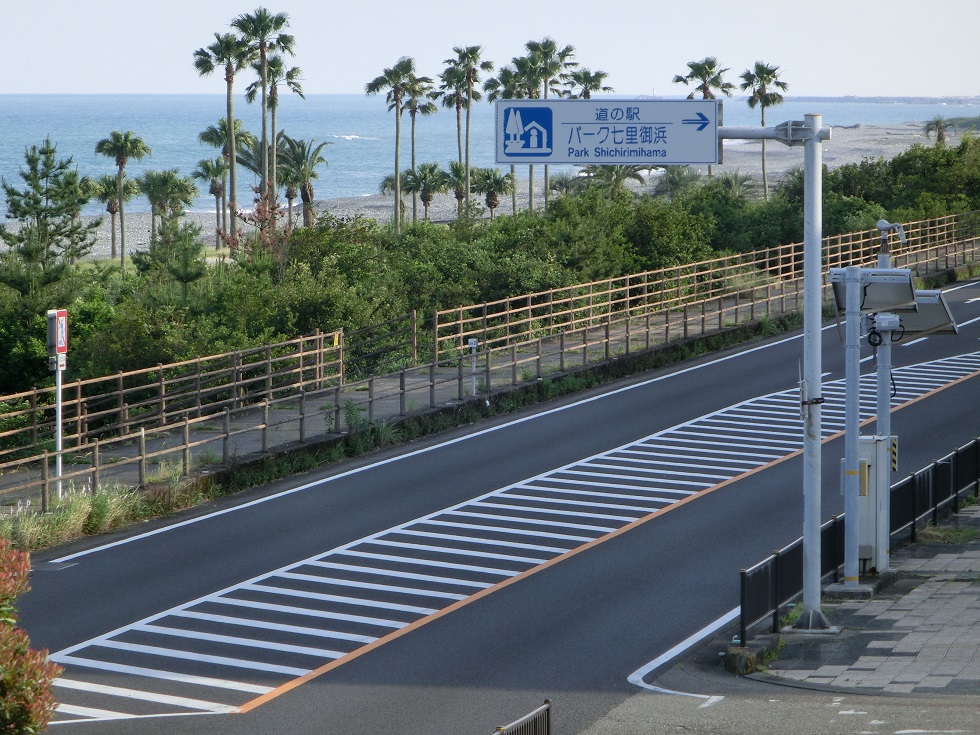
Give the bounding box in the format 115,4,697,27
496,99,719,165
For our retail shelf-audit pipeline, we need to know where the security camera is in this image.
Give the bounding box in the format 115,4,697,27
876,220,907,244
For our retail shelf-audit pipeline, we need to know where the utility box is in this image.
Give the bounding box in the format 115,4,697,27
857,435,894,573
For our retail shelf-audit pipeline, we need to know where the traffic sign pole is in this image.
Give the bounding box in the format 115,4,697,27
46,309,68,499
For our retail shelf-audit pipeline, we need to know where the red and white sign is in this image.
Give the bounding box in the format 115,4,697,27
47,309,68,356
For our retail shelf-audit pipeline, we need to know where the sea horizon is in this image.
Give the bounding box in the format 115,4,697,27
2,93,977,216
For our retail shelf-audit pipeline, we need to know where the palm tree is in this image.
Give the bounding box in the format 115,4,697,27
402,162,449,221
548,170,582,196
404,73,437,223
525,38,577,205
231,7,295,197
275,138,302,230
379,171,408,227
446,160,468,219
739,61,789,199
717,170,758,200
198,118,256,232
443,46,493,216
365,57,416,234
192,157,228,248
673,56,735,100
279,135,330,227
652,166,703,199
88,174,137,260
485,64,530,214
471,167,514,220
577,164,647,198
245,53,303,203
925,116,953,146
95,130,151,270
566,68,613,99
434,64,467,167
138,170,197,239
193,32,250,242
674,57,734,176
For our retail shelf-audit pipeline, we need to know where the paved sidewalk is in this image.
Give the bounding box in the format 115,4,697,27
763,503,980,695
577,505,980,735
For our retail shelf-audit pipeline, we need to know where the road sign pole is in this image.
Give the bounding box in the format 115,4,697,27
55,364,63,499
843,265,862,587
47,308,68,500
796,113,831,629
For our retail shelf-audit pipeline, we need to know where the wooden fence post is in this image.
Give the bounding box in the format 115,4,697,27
158,364,166,423
92,439,100,493
400,370,407,416
429,364,436,408
262,401,269,453
41,452,49,513
138,428,147,488
183,416,191,475
223,408,231,463
299,391,306,443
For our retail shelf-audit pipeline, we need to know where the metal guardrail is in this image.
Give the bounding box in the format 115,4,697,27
494,700,552,735
739,437,980,645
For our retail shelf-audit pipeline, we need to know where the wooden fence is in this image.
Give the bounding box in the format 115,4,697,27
1,210,979,506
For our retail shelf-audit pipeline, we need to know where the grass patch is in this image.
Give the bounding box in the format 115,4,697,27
915,523,980,545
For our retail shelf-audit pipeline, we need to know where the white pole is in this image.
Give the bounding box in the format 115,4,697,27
876,236,893,573
55,362,63,500
796,113,830,629
876,332,893,572
843,265,862,586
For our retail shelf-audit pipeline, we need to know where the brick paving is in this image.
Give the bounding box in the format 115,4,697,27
765,503,980,694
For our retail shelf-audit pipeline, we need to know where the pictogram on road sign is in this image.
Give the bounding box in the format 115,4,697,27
496,99,719,166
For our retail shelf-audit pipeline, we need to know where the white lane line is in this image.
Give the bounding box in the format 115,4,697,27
337,549,521,577
628,607,739,706
473,500,641,523
446,509,614,534
210,595,411,626
50,655,272,694
133,623,346,660
532,475,702,492
501,492,659,515
903,337,928,347
397,529,569,555
308,560,494,588
368,539,548,565
515,483,693,505
420,518,593,543
584,458,735,478
172,610,378,644
276,571,468,600
54,677,239,713
55,703,130,719
93,639,310,677
242,583,428,618
564,465,730,483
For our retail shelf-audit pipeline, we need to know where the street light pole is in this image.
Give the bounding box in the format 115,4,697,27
796,113,832,629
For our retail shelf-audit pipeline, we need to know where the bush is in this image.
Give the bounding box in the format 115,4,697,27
0,538,61,734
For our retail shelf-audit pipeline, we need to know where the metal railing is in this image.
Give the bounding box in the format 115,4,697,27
494,700,552,735
739,437,980,645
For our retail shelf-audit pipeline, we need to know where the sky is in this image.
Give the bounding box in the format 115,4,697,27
6,0,978,98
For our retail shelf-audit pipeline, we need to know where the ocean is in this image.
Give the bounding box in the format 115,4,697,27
1,94,977,217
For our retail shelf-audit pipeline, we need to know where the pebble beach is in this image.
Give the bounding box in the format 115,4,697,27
80,122,950,260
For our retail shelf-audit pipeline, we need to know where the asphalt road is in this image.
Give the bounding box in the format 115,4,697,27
19,279,980,734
